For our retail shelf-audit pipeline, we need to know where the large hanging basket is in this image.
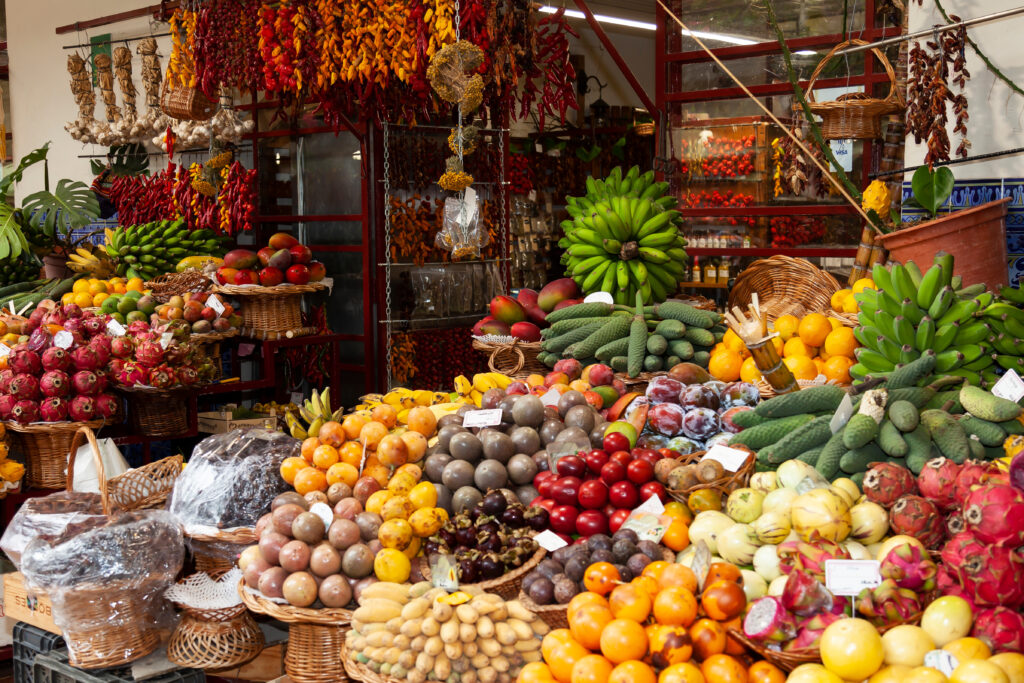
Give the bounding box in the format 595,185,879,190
728,256,841,324
806,39,904,139
213,282,327,336
161,79,217,121
472,337,546,377
117,385,192,437
4,419,106,489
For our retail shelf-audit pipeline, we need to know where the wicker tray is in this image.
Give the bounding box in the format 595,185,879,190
728,629,819,672
212,282,326,335
69,426,182,511
343,641,398,683
517,592,568,629
419,547,545,600
116,385,194,437
145,270,212,303
191,328,240,344
188,527,258,577
728,256,842,324
666,446,756,505
4,419,107,489
237,579,353,625
473,338,546,378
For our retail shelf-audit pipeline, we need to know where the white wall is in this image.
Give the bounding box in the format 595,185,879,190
906,0,1024,179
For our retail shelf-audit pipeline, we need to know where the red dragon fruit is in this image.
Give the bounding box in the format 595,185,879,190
889,495,946,549
61,303,82,319
879,542,938,591
68,395,96,422
94,393,120,419
946,512,966,536
88,339,110,365
971,606,1024,654
857,579,921,626
178,366,199,386
40,396,69,422
8,346,42,375
954,460,1002,505
41,346,71,372
116,360,147,386
0,369,13,393
962,483,1024,546
781,572,836,616
71,371,100,396
11,399,40,424
742,596,798,643
0,394,16,419
94,369,109,393
863,461,918,508
39,370,71,398
778,535,851,581
110,336,134,359
70,345,101,371
126,321,151,336
135,340,165,368
941,531,1024,608
784,613,843,651
937,566,978,610
9,374,40,401
916,457,961,511
62,318,85,336
147,365,176,389
82,316,105,336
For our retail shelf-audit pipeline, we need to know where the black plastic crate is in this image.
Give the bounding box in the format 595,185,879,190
32,650,205,683
13,621,67,683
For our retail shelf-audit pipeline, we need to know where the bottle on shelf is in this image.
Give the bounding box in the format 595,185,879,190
692,257,701,283
705,259,717,285
717,259,729,284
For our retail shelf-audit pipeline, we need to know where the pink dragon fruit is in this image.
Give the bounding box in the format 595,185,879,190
110,336,134,358
126,321,151,336
135,340,165,368
94,393,120,419
8,346,42,374
82,317,105,336
62,318,85,336
857,579,921,626
962,483,1024,546
742,596,798,643
68,395,96,422
70,345,101,371
778,535,851,581
8,374,40,401
941,531,1024,608
11,399,40,424
116,360,147,386
71,371,100,396
0,369,13,393
40,346,71,372
946,512,966,536
954,460,1002,505
94,369,109,393
863,461,918,508
40,396,69,422
784,613,843,651
147,365,176,389
107,358,125,377
937,566,978,610
971,606,1024,654
879,542,938,591
781,572,836,616
39,370,71,398
0,394,16,419
917,457,961,511
178,366,199,385
889,495,946,549
88,339,110,365
61,303,82,319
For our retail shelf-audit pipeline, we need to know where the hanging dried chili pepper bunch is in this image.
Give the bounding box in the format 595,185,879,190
906,17,970,166
193,0,262,98
515,8,579,130
773,124,829,197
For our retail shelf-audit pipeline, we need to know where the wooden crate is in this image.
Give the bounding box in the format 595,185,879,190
2,572,61,636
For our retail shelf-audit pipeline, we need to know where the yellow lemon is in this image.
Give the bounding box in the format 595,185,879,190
830,288,852,311
92,292,109,307
73,292,94,308
61,292,75,305
798,312,832,347
783,336,815,358
723,328,747,355
989,653,1024,683
853,277,878,294
126,277,145,292
740,356,762,383
773,314,799,341
943,637,991,663
843,294,861,314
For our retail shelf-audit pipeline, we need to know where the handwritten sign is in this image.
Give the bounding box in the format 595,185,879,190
992,369,1024,403
462,409,503,428
620,495,669,543
208,294,226,316
824,559,881,597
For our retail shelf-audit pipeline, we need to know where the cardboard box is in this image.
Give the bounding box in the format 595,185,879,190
198,410,273,434
2,572,61,635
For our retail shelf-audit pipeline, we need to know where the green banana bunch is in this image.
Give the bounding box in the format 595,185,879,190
561,166,687,306
104,219,229,281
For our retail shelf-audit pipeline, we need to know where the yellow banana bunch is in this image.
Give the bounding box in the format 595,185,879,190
285,411,308,440
356,388,452,413
67,247,116,278
454,373,514,406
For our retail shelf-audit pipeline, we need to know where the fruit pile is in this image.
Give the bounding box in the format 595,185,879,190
679,134,757,179
61,276,147,311
0,256,41,288
538,300,724,376
560,166,686,305
98,290,243,336
473,279,582,340
215,232,326,287
107,319,217,389
680,190,756,228
90,221,229,281
829,276,875,316
769,215,827,248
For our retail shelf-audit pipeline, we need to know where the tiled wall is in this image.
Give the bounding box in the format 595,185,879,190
902,178,1024,286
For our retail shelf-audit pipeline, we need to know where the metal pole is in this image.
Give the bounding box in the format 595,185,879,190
834,6,1024,55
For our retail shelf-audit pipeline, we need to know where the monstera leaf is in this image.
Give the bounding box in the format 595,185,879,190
22,179,100,239
0,204,29,261
90,143,150,178
0,143,50,198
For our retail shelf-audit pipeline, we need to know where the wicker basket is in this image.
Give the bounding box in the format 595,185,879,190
634,122,655,136
806,39,904,139
343,641,397,683
4,419,106,489
69,426,182,511
419,547,545,599
145,270,212,302
161,79,217,121
727,629,819,672
212,282,326,336
189,527,258,578
167,603,264,671
665,446,756,505
517,592,569,629
117,385,192,437
728,256,842,324
473,338,546,378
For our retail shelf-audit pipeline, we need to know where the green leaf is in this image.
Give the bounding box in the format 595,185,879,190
22,179,100,239
0,204,29,260
91,143,150,178
0,143,50,198
911,165,954,218
576,145,602,162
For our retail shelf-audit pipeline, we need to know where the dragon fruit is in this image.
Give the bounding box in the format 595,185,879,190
71,371,100,396
917,457,961,511
68,395,96,422
0,394,16,419
25,328,52,353
936,566,977,610
784,613,843,651
962,483,1024,546
110,336,134,358
742,596,798,643
857,579,921,626
126,321,151,336
781,572,835,616
82,316,105,336
879,542,938,591
116,360,147,386
61,303,82,319
8,347,42,375
147,365,176,389
971,606,1024,654
941,531,1024,608
889,495,945,549
88,339,110,365
70,345,101,371
40,396,69,422
0,369,13,393
946,512,965,536
954,460,1001,505
178,366,199,385
9,374,40,401
40,346,71,372
94,370,109,393
62,318,84,336
11,399,40,424
135,340,165,367
94,393,120,419
39,370,71,398
863,461,918,508
778,535,851,581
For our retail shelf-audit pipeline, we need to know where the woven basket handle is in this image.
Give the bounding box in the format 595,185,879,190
66,426,112,515
805,39,903,107
488,341,525,376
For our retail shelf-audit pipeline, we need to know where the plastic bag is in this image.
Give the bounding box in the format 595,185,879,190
0,491,111,570
167,428,296,534
436,194,488,259
71,437,129,494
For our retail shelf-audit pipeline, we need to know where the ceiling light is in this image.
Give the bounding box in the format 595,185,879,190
537,6,757,45
794,50,818,55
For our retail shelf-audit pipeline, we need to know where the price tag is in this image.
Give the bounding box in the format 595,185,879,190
308,502,334,533
924,650,958,676
238,343,256,357
830,393,854,434
53,330,74,349
431,555,459,592
534,530,569,552
159,332,173,349
824,559,881,597
106,319,126,336
0,343,10,358
992,369,1024,402
207,294,226,316
700,445,750,473
539,388,561,407
620,496,669,543
583,291,614,304
462,409,503,428
290,391,304,406
691,541,713,590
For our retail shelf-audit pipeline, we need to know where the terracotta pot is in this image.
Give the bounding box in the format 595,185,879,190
876,198,1011,290
42,252,71,279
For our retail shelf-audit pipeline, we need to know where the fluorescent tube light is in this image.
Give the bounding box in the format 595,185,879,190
794,50,818,55
537,6,757,45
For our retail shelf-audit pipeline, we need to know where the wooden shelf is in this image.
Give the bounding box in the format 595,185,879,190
677,281,728,289
687,247,858,257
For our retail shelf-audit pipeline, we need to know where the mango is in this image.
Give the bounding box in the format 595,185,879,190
223,249,260,270
510,321,541,342
537,278,580,312
489,295,526,325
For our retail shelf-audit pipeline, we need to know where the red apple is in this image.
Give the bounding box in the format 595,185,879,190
259,267,284,286
578,480,608,509
585,363,615,387
286,264,311,285
575,510,608,536
609,508,631,533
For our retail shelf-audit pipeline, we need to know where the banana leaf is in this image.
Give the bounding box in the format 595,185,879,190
22,179,100,238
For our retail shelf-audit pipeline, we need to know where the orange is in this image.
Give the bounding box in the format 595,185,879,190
686,488,722,515
830,288,852,312
823,327,858,359
663,502,692,523
521,662,557,683
823,356,855,384
747,662,785,683
689,619,726,660
708,350,742,382
720,617,747,656
300,437,320,463
828,317,843,330
542,630,577,661
842,294,860,314
584,563,621,595
550,642,591,683
74,292,94,308
798,313,831,347
662,519,690,552
126,277,144,292
642,561,670,584
648,624,694,668
782,336,814,358
658,663,705,683
784,355,818,381
326,462,358,487
813,357,826,375
371,404,398,428
569,604,614,650
92,292,109,307
341,414,367,440
568,592,608,614
653,586,698,627
608,661,655,683
312,444,339,469
739,357,762,383
700,580,747,621
773,314,799,341
318,421,346,448
572,655,614,683
657,564,698,593
608,583,652,622
722,329,747,355
406,406,437,437
359,421,388,450
280,456,308,485
700,654,747,683
599,619,648,664
293,467,328,495
339,440,364,467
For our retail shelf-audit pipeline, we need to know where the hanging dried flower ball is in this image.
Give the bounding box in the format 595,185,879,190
427,40,485,104
449,125,480,155
438,170,474,192
460,74,484,114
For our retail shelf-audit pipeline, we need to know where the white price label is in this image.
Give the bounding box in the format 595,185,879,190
824,559,881,596
159,332,174,349
583,291,614,304
53,330,74,349
992,369,1024,403
0,342,9,358
924,650,959,676
534,530,569,552
208,294,226,315
830,393,854,434
539,388,561,407
290,391,305,406
431,555,459,592
462,409,503,428
620,495,669,543
106,319,126,336
309,502,334,533
701,445,750,473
